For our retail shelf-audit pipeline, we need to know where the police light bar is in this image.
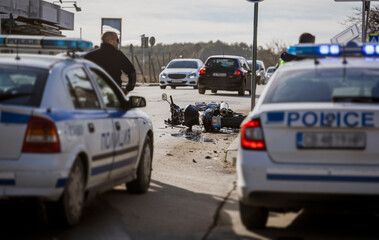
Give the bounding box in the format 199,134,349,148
0,35,93,51
362,44,379,56
287,44,341,57
287,43,379,58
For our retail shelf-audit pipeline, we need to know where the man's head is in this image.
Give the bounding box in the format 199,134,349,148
102,31,119,49
298,33,315,44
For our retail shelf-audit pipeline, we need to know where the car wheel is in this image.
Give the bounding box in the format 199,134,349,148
160,86,166,89
211,89,217,94
127,136,152,194
238,89,245,96
239,201,268,229
171,86,176,89
198,88,205,94
221,114,246,128
47,159,85,226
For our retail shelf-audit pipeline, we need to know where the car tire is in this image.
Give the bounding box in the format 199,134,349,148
171,86,176,89
198,88,205,94
211,89,217,94
160,86,166,89
47,159,85,226
239,201,268,230
126,136,152,194
238,89,245,96
221,114,246,128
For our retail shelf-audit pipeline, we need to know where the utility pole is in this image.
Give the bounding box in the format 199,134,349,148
246,0,264,111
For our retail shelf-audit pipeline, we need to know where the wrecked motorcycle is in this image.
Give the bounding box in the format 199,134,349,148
162,93,246,132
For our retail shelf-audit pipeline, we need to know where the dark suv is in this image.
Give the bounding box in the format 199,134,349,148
198,55,252,96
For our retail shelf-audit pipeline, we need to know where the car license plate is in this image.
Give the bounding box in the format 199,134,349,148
213,73,227,77
212,116,221,128
297,132,366,149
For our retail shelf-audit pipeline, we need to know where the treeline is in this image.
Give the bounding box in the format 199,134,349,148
120,40,287,83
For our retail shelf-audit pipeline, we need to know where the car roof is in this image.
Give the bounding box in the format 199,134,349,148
0,53,69,69
247,60,263,63
170,58,201,61
279,57,379,72
207,55,244,59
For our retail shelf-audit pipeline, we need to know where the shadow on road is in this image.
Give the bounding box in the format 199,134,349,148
0,179,233,240
244,208,379,240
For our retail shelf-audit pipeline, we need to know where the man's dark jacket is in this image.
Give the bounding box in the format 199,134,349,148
84,43,136,92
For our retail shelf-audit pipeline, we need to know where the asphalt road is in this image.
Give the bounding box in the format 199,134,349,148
1,85,379,240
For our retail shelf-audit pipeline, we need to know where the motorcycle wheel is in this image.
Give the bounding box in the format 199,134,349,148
221,114,246,128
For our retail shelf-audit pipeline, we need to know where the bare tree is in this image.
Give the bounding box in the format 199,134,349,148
344,4,379,34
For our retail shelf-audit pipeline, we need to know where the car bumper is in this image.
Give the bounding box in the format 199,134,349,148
0,153,71,201
237,149,379,210
198,76,243,91
159,77,198,87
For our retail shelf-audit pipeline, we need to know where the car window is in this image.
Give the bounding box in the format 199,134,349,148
255,62,263,71
0,66,48,107
167,61,198,69
89,68,123,109
263,68,379,103
65,67,101,109
267,67,275,73
206,58,239,68
241,59,249,71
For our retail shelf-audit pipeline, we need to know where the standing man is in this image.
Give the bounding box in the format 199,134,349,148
276,32,316,69
85,31,136,95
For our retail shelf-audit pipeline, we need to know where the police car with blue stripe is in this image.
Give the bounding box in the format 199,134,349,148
237,42,379,229
0,35,153,226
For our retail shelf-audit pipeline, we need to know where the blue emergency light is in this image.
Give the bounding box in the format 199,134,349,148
287,43,379,58
362,44,379,56
0,35,93,51
287,44,341,57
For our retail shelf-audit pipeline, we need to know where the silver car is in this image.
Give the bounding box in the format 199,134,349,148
159,58,203,89
265,66,275,81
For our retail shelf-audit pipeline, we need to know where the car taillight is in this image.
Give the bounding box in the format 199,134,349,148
241,119,265,150
199,67,206,75
22,116,60,153
233,70,242,76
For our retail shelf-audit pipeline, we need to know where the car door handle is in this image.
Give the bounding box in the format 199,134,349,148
115,121,121,131
88,123,95,133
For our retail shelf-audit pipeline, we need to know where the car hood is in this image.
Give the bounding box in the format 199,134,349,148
161,68,198,74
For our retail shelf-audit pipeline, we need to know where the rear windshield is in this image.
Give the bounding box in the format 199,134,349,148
263,68,379,103
167,61,198,69
206,58,239,69
0,66,48,107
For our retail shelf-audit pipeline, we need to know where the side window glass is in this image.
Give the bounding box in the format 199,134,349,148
89,68,123,109
242,59,249,70
65,67,100,109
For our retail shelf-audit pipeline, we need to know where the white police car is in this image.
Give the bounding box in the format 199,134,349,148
0,35,153,226
237,42,379,229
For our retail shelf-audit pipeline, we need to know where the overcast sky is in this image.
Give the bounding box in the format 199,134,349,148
55,0,362,47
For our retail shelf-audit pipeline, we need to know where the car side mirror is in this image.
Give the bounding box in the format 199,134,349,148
162,93,167,101
128,96,146,108
161,66,166,70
